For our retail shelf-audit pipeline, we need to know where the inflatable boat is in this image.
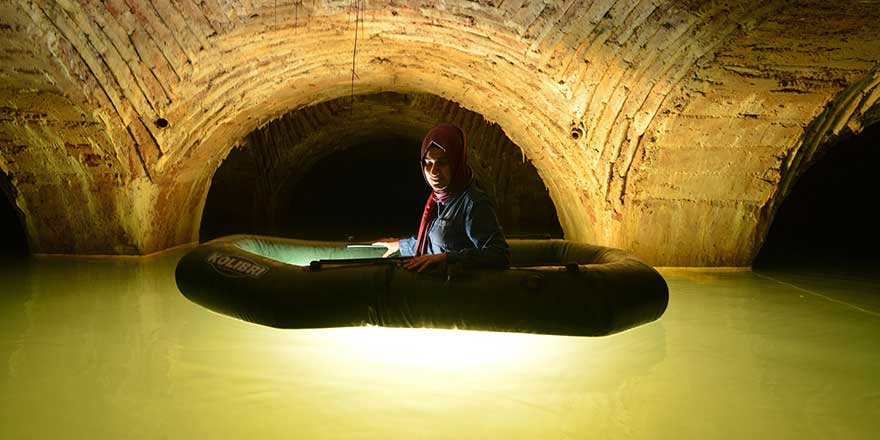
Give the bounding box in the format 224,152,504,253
175,235,668,337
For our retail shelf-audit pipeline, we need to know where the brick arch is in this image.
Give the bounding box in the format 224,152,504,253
0,168,29,255
200,92,564,240
754,65,880,260
161,1,778,252
3,0,878,266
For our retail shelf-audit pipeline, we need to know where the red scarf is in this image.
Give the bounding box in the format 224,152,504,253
414,123,473,256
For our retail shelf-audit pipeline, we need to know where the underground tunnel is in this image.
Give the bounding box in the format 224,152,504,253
1,1,879,438
755,122,880,269
0,169,28,256
3,0,879,266
200,92,563,243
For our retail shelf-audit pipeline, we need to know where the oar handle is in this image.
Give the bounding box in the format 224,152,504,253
309,257,410,271
309,257,582,272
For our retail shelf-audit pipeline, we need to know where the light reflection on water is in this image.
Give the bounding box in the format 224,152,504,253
0,253,877,439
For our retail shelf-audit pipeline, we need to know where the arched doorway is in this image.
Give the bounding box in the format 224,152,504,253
200,92,563,242
755,123,880,269
0,170,28,256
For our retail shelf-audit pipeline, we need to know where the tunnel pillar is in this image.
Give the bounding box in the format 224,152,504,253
11,173,207,256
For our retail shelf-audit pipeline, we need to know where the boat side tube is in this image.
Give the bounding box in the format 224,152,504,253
175,235,669,337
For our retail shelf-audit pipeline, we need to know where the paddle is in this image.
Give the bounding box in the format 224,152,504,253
309,256,410,271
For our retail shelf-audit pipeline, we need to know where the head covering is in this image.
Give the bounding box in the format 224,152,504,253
414,123,473,256
419,123,472,203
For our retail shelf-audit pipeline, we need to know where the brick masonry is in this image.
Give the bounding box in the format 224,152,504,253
0,0,878,265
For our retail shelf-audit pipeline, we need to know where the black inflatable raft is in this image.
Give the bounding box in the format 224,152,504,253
175,235,668,337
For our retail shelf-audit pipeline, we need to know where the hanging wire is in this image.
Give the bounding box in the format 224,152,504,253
349,0,363,117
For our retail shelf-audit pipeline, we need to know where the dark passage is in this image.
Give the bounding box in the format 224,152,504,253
201,136,428,242
201,93,564,243
283,138,426,241
755,123,880,269
0,170,28,256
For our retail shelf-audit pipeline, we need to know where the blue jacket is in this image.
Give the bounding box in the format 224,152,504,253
399,185,510,269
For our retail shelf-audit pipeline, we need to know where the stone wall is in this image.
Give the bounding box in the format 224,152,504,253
1,1,879,264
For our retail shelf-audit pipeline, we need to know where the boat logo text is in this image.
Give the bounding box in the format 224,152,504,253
206,252,269,279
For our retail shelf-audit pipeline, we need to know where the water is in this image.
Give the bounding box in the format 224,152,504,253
0,252,877,439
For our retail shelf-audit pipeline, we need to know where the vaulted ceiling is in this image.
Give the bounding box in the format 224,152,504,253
1,0,879,265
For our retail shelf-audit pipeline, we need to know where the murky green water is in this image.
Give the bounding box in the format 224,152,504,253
0,252,877,439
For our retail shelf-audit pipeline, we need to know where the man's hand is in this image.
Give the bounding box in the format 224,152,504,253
371,239,400,258
403,253,447,272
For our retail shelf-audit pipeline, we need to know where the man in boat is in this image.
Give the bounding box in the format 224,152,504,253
373,123,511,272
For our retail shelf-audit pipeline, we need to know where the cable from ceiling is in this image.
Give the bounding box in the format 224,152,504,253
350,0,364,117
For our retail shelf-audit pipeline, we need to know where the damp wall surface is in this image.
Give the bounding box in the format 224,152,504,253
2,1,880,265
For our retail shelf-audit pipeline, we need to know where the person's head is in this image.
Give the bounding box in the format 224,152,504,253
420,123,472,197
423,145,451,192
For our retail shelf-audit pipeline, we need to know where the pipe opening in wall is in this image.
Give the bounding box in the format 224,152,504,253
754,123,880,269
0,170,29,256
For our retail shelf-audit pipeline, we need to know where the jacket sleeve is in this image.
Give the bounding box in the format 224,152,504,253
398,235,417,257
445,197,510,269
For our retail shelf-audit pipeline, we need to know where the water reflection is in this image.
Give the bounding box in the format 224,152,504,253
0,255,876,439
